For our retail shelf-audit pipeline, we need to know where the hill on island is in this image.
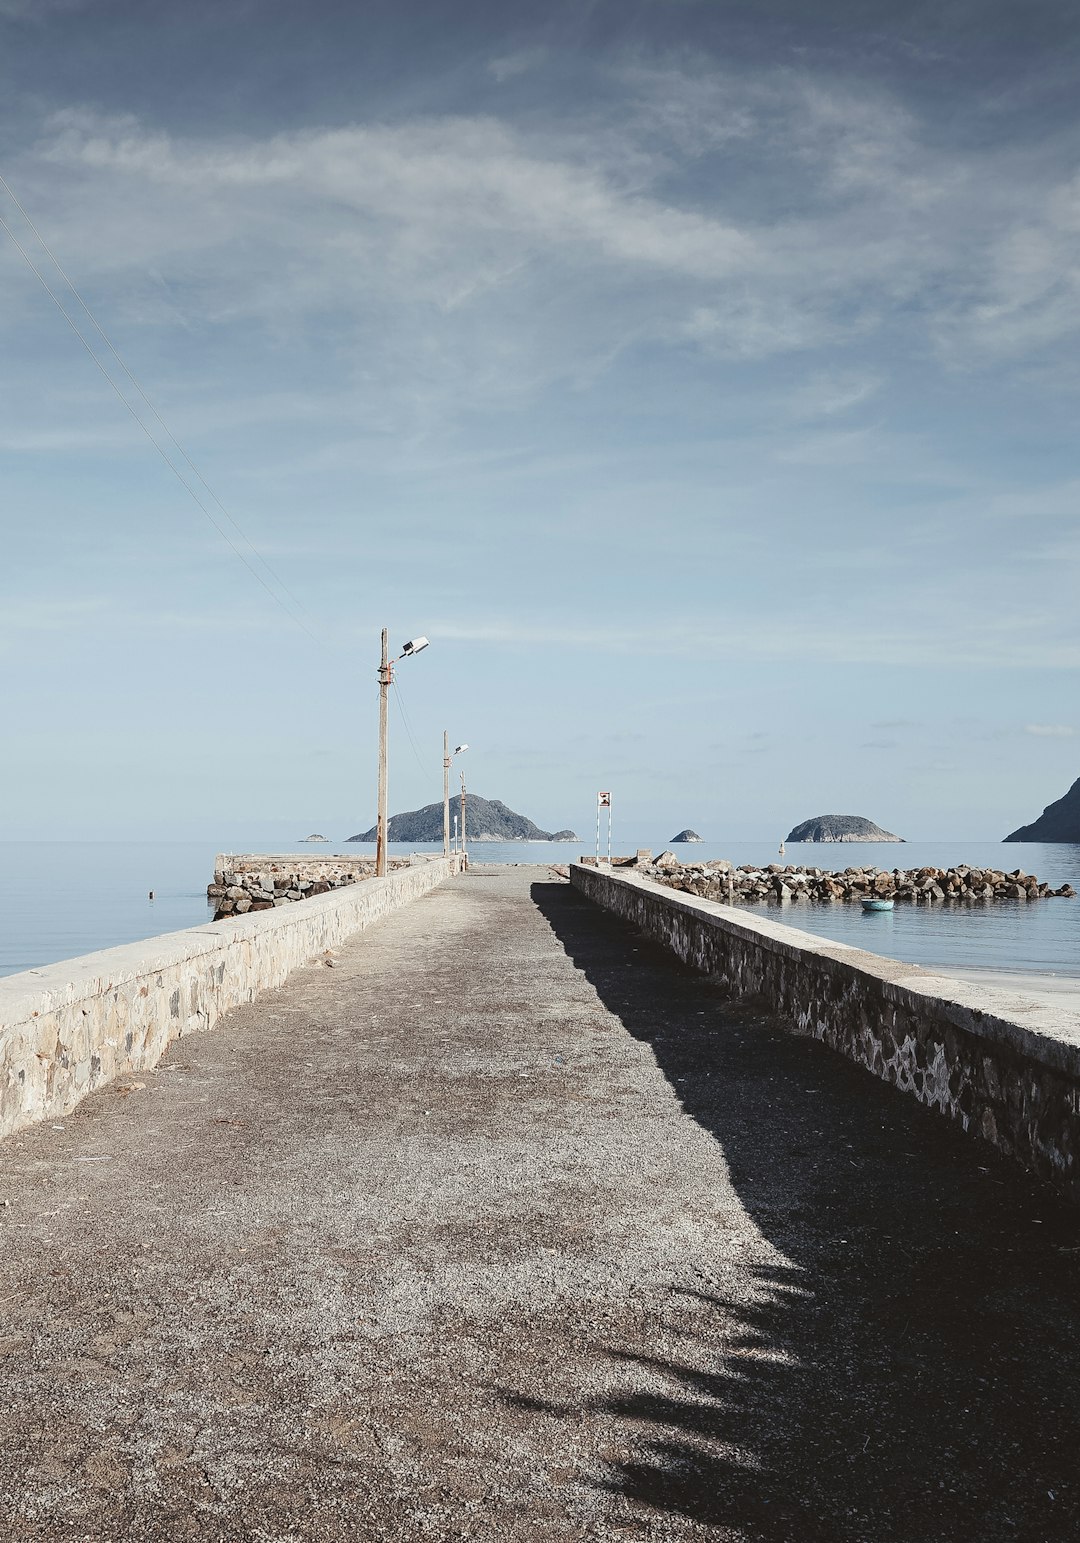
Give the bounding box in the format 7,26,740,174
671,829,703,842
1004,775,1080,841
347,795,578,843
786,814,904,843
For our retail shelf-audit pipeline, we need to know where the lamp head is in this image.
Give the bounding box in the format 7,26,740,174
454,743,469,755
400,636,429,657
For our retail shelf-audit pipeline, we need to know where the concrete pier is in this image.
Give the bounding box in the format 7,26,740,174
1,868,1079,1540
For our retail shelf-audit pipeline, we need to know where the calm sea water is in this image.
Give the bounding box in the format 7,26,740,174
1,838,1077,980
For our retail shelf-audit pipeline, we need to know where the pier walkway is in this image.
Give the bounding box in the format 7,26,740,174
2,868,1079,1541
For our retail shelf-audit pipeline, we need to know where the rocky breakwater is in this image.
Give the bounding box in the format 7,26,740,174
206,854,413,920
644,854,1076,905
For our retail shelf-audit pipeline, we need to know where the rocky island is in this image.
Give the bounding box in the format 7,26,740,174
347,795,578,844
670,829,703,842
786,814,904,843
1005,775,1080,842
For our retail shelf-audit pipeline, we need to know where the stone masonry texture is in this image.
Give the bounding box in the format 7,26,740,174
1,868,1079,1540
572,863,1080,1204
0,857,460,1139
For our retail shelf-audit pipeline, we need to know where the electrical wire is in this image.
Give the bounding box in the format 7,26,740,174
391,678,430,779
0,178,323,647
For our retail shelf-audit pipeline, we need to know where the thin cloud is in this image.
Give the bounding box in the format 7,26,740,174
488,48,547,82
788,371,884,420
982,479,1080,521
1024,723,1076,737
0,0,90,17
428,615,1080,670
8,58,1080,410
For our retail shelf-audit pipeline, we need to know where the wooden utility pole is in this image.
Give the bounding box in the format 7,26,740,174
376,627,390,877
442,730,451,857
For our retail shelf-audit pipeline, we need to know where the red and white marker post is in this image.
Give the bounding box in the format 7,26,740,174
597,791,612,866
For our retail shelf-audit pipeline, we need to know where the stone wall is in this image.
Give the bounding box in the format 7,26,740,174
0,856,462,1139
571,863,1080,1203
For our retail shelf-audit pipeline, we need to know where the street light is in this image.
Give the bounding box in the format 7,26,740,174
376,627,429,878
443,736,468,856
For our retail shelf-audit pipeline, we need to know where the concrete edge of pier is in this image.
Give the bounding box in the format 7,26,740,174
572,862,1080,1201
0,854,463,1139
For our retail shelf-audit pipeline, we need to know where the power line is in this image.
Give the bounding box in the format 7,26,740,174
0,175,323,647
391,678,430,778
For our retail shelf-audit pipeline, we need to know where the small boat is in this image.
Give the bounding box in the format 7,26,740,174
861,897,894,912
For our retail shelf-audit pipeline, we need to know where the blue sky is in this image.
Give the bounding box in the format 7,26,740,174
2,0,1079,842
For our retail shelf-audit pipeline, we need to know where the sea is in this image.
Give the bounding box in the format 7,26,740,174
1,838,1078,982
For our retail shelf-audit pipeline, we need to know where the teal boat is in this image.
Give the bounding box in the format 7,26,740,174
861,897,894,912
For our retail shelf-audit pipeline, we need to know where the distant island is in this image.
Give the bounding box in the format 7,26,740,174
347,795,578,844
786,814,904,843
300,833,329,842
671,829,703,842
1004,775,1080,842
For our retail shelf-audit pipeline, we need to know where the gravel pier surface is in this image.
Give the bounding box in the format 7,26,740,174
1,866,1079,1541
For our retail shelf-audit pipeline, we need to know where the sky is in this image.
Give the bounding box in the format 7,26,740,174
2,0,1079,843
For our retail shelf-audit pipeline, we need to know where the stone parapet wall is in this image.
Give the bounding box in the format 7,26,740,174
0,856,462,1139
571,863,1080,1203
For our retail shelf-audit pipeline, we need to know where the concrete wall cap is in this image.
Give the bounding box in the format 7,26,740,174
1,858,460,1038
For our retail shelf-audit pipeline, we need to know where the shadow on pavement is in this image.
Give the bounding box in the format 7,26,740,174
527,880,1080,1542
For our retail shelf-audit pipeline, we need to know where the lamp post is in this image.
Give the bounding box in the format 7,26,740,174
443,734,468,856
376,629,429,877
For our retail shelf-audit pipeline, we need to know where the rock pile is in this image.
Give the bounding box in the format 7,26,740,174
208,862,377,919
642,856,1075,905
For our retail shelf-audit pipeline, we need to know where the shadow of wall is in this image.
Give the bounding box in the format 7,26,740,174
527,881,1080,1542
